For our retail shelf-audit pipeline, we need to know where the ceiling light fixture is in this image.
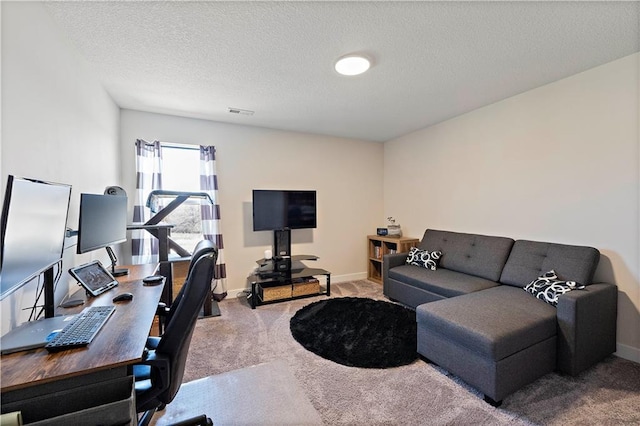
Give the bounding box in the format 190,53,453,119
334,54,371,76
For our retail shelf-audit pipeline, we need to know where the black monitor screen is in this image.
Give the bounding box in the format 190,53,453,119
252,190,317,231
0,176,72,300
77,193,127,254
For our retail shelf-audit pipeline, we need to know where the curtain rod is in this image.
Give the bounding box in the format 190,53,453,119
160,142,199,151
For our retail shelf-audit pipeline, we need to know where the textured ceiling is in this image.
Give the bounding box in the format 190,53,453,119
44,1,639,142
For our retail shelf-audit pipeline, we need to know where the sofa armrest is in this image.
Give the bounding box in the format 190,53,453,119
556,283,617,376
382,253,408,291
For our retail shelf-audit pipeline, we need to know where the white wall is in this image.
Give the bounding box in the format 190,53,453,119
384,53,640,362
1,2,120,334
120,110,384,295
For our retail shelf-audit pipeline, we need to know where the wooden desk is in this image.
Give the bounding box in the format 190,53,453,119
1,264,163,394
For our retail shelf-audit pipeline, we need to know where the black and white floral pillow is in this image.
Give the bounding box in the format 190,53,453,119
524,270,585,306
406,247,442,271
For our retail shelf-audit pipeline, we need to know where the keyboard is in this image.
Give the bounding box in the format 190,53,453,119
45,306,116,352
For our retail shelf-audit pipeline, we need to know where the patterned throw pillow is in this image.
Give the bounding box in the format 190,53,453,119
524,270,585,306
405,247,442,271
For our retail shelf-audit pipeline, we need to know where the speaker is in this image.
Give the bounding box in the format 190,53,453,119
377,227,388,236
274,229,291,258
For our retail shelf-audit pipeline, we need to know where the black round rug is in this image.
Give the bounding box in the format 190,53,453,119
290,297,417,368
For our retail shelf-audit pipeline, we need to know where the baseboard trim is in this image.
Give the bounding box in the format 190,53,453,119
615,342,640,363
331,272,367,283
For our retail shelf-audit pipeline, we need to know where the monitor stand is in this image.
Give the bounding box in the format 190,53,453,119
106,246,129,277
44,266,55,318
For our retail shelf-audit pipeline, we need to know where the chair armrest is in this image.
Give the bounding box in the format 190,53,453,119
146,336,161,350
154,302,171,335
156,302,169,317
134,351,171,409
142,351,170,387
556,283,617,376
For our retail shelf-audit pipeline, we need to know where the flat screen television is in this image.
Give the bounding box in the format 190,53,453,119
0,176,72,301
252,190,317,231
77,193,128,276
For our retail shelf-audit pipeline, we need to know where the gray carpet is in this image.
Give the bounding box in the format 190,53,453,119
153,359,322,425
183,280,640,425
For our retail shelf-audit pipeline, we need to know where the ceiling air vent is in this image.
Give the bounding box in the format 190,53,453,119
228,107,254,116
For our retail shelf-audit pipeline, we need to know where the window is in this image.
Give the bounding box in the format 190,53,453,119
160,144,203,256
161,145,199,191
133,140,224,296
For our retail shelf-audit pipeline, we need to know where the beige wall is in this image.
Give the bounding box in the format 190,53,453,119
119,110,384,295
1,2,120,333
384,53,640,362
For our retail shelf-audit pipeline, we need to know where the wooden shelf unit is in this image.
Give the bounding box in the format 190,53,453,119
367,235,419,284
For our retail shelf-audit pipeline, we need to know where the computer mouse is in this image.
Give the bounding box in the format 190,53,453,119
142,275,164,285
112,292,134,303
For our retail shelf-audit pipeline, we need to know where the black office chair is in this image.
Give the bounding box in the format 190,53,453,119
134,241,218,426
133,240,217,383
155,239,218,337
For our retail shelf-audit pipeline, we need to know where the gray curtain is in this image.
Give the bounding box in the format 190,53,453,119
199,145,227,300
132,139,162,264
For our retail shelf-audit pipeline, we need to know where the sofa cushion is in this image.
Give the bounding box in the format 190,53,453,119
388,265,499,298
418,229,514,282
405,247,442,270
524,270,586,306
416,286,557,361
500,240,600,288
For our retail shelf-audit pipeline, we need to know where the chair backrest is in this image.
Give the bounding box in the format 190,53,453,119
188,239,217,276
155,242,218,403
166,239,217,323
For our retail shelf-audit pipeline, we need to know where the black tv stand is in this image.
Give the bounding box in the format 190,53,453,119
273,229,291,258
248,255,329,309
256,254,318,268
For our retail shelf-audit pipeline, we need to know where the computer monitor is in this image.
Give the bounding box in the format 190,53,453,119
77,193,128,276
0,176,72,316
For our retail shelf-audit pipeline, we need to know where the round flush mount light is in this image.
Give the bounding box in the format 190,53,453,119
334,54,371,76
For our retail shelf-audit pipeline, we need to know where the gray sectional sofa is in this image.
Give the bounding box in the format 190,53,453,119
382,229,617,406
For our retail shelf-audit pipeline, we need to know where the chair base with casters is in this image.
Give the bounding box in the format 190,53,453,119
138,411,212,426
170,415,213,426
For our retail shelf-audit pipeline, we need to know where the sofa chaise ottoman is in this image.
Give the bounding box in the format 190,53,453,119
383,229,617,406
